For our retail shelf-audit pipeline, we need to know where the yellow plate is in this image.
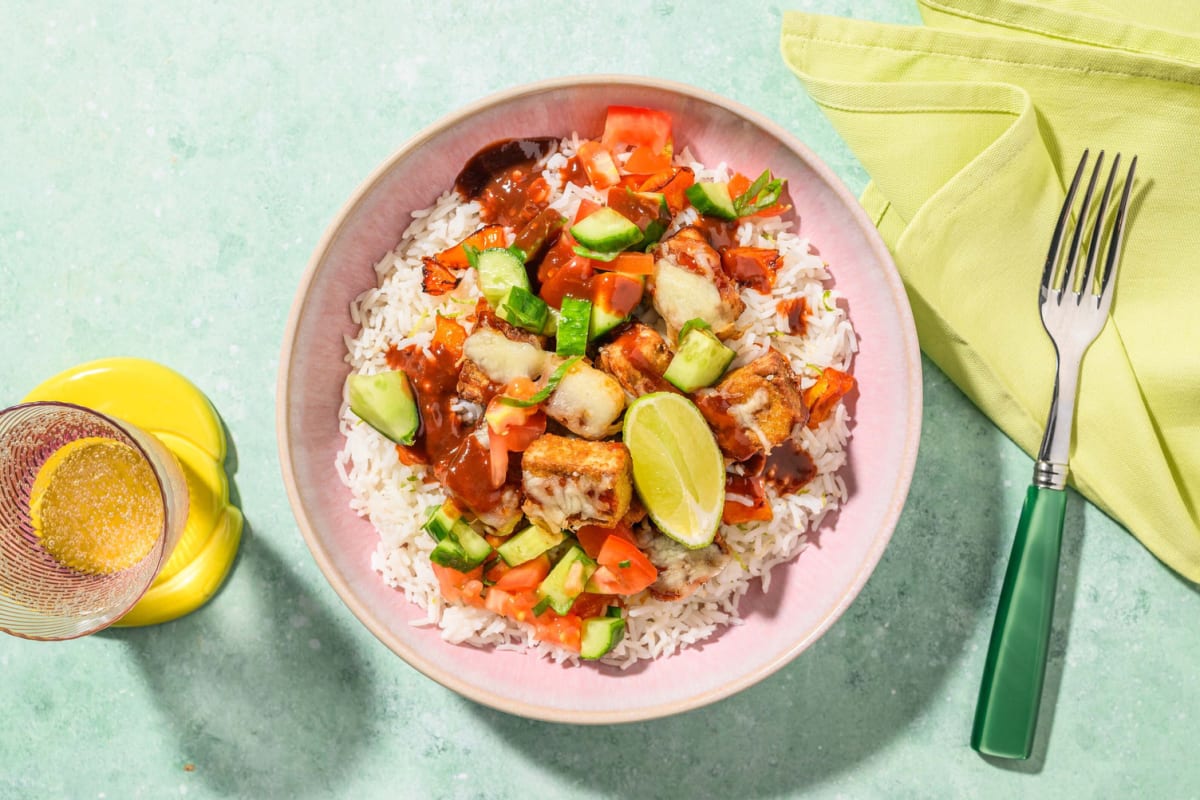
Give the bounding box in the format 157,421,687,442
24,357,243,626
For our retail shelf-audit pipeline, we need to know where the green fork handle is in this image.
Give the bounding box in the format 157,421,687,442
971,485,1067,760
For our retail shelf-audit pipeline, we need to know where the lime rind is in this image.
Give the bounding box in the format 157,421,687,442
623,392,724,549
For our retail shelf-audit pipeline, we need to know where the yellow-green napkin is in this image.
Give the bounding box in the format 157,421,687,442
781,0,1200,581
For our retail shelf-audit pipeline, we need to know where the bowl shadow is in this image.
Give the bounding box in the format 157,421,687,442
465,357,1014,797
102,527,376,798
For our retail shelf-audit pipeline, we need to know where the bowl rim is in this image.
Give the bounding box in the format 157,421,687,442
277,73,923,724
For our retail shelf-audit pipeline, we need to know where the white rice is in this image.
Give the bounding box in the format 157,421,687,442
336,139,857,667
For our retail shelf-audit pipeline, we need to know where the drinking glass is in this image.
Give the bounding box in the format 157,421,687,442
0,402,189,639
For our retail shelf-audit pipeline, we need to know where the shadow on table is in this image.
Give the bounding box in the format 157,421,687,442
104,526,375,798
468,362,1035,797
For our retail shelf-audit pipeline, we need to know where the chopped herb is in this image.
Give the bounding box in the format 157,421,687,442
532,596,552,616
497,356,582,408
732,169,785,217
822,290,835,312
618,559,631,568
463,244,481,269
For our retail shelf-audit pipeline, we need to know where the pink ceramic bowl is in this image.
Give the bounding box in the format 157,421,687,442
278,76,921,723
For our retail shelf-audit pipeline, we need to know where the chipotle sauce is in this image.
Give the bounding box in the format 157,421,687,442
385,333,505,514
455,137,558,228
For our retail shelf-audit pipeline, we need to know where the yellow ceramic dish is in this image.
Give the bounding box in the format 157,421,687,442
24,357,242,626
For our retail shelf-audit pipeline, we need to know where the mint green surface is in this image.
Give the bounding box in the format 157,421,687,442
1,2,1196,798
972,486,1067,760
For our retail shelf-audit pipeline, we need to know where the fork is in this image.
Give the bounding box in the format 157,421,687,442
970,149,1137,760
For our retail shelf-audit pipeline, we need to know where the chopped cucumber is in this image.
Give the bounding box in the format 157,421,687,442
476,247,530,307
347,371,419,445
497,523,565,567
537,545,596,615
663,326,735,391
570,207,642,252
541,307,560,337
685,182,737,221
589,275,644,341
580,614,626,660
556,295,592,356
424,500,493,571
497,285,549,334
634,192,671,251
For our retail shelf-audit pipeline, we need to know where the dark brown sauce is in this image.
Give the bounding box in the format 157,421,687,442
777,297,809,336
692,216,740,250
455,137,558,228
385,339,505,514
693,392,759,462
723,473,771,524
512,207,566,265
762,439,816,495
560,155,589,187
721,247,779,294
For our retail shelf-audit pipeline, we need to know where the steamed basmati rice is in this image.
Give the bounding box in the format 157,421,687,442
337,139,857,667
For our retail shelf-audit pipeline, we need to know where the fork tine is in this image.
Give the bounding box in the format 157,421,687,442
1080,153,1120,303
1041,149,1090,298
1062,151,1105,299
1099,154,1137,309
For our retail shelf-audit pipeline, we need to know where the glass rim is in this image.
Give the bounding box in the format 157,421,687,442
0,400,176,639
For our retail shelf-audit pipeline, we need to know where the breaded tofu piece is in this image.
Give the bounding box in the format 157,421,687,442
521,433,632,530
543,357,626,440
651,227,745,340
597,323,674,399
633,524,732,602
693,348,807,461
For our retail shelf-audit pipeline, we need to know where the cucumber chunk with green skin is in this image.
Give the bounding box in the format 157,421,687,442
537,545,596,615
422,502,460,542
347,371,419,445
685,182,737,221
570,207,642,252
476,247,530,307
580,614,626,659
556,296,592,356
663,327,736,391
497,285,549,333
588,305,628,341
428,518,493,571
497,523,565,567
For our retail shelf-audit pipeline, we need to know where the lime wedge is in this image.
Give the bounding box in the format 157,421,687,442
622,392,725,549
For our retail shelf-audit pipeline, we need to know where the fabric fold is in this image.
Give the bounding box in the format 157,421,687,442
780,2,1200,581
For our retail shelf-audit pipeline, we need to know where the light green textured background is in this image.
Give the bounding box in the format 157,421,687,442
1,2,1196,798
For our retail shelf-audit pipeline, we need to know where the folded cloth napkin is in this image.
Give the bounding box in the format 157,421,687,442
781,0,1200,581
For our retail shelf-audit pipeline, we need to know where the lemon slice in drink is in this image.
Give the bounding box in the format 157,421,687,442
622,392,725,549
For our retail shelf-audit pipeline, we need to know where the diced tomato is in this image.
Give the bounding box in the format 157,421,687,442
727,172,790,218
590,536,658,595
577,140,620,190
720,247,780,293
623,143,674,175
640,167,695,215
570,592,617,619
601,106,672,154
776,297,809,336
803,367,856,428
539,256,594,310
436,224,507,267
494,413,546,452
512,208,567,263
575,522,636,560
723,473,773,524
432,563,486,607
591,272,643,317
573,198,602,224
532,611,582,652
491,554,552,593
487,426,508,488
394,443,428,467
591,252,654,276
